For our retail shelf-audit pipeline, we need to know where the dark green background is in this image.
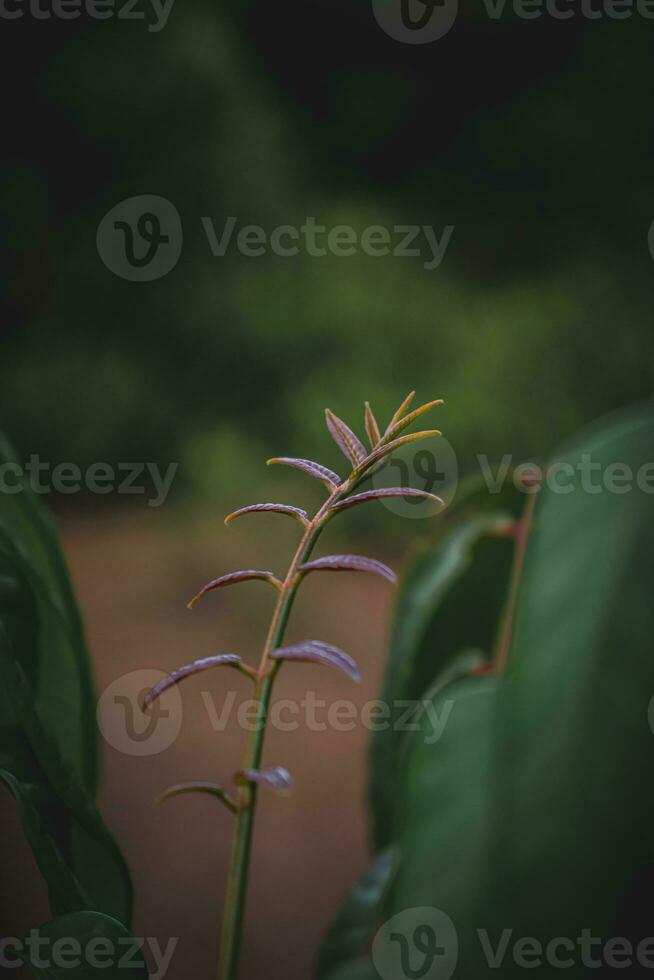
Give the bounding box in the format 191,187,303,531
2,2,652,499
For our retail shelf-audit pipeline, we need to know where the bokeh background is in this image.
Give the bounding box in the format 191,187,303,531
1,2,654,977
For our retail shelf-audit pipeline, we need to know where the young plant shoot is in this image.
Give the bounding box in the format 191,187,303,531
143,392,444,980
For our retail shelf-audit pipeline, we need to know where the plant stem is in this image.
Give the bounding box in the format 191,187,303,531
493,490,538,672
217,484,344,980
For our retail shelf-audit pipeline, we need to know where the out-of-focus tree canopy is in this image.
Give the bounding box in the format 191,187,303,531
1,3,653,500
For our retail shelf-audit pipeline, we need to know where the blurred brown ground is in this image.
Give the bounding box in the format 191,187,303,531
0,508,400,980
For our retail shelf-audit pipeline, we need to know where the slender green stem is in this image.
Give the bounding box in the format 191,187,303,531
216,482,346,980
493,490,538,672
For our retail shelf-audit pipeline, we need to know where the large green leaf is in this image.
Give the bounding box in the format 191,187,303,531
0,768,89,912
0,433,96,791
369,512,513,849
384,403,654,977
0,636,132,922
19,911,148,978
489,405,654,964
384,674,499,976
324,403,654,980
0,435,132,924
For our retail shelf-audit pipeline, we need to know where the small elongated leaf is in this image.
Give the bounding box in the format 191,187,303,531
369,512,513,849
317,849,395,980
187,569,281,609
364,402,381,448
298,554,397,584
386,390,415,432
267,456,341,489
143,654,243,707
0,614,133,923
235,766,293,794
0,439,134,924
354,429,441,477
387,673,498,978
156,781,237,812
0,432,97,793
271,640,362,683
382,398,444,444
20,911,149,979
0,767,90,912
331,488,444,513
224,503,309,527
325,409,367,466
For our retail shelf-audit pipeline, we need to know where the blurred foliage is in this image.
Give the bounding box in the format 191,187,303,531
0,433,133,927
1,4,653,507
319,401,654,980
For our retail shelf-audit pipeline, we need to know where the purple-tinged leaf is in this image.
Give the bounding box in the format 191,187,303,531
187,570,282,609
330,488,444,513
382,398,444,443
267,456,341,490
355,430,442,476
364,402,381,448
143,654,244,707
225,503,309,527
271,640,362,682
298,554,397,584
325,409,367,467
386,390,415,433
235,767,293,795
156,781,237,813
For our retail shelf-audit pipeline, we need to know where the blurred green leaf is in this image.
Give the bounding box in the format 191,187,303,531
383,402,654,975
0,768,89,913
387,674,498,975
20,911,148,979
490,404,654,954
369,512,513,850
0,432,96,792
317,850,395,980
0,433,132,924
